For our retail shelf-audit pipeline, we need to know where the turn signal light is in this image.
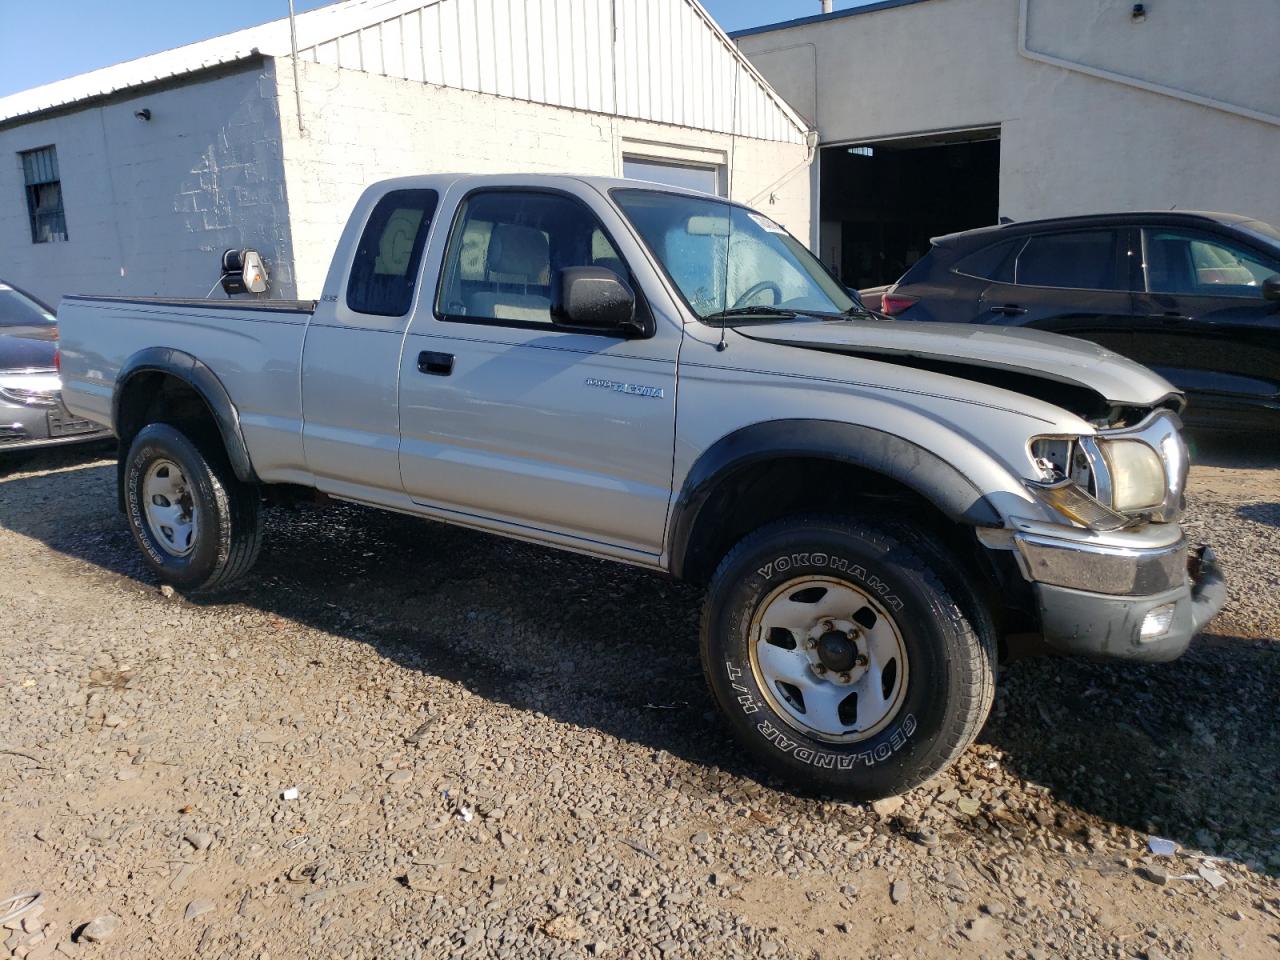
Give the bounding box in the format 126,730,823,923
879,293,919,317
1026,478,1131,532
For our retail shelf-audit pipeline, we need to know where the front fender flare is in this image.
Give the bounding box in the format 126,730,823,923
113,347,257,483
667,419,1000,579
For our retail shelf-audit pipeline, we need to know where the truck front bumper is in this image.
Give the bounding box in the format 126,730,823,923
1010,521,1226,663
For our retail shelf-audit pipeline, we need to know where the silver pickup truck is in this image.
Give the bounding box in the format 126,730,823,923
58,174,1225,799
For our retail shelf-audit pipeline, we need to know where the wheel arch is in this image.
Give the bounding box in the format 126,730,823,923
667,420,1001,584
113,347,258,485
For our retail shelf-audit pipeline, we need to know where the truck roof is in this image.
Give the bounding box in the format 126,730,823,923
361,172,726,202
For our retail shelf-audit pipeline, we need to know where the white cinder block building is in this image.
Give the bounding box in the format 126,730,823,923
735,0,1280,288
0,0,813,304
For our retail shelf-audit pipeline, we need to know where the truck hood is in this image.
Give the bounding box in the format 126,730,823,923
733,318,1181,422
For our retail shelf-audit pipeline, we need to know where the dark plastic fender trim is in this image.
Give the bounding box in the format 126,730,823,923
667,419,1001,579
113,347,258,484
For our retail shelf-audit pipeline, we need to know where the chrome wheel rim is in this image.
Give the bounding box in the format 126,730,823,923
142,459,197,557
748,576,909,744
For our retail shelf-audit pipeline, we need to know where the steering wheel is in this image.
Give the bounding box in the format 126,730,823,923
731,281,783,309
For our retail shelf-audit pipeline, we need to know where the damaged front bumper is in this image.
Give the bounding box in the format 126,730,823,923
1008,519,1226,662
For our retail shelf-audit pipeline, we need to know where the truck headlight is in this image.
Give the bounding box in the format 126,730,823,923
1100,440,1166,513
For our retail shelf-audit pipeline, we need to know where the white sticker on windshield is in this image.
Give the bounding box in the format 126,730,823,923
747,212,787,235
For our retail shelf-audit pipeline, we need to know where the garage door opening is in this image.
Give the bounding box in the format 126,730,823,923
818,130,1000,289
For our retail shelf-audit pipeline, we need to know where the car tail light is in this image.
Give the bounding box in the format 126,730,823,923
879,292,919,317
53,348,61,372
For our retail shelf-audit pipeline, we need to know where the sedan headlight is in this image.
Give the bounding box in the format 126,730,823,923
0,372,61,407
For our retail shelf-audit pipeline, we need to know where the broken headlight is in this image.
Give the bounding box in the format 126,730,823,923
1029,437,1094,492
1028,430,1171,529
1099,439,1166,513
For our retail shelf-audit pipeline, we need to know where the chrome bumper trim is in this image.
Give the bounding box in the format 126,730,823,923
1013,526,1189,596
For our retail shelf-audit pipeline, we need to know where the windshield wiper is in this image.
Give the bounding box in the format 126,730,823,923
704,305,875,323
702,305,800,322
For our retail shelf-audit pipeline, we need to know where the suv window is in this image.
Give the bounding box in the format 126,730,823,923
1014,230,1122,290
1143,228,1280,298
437,191,627,326
347,189,440,317
953,238,1022,283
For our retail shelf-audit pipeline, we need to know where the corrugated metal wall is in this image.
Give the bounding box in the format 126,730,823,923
297,0,806,143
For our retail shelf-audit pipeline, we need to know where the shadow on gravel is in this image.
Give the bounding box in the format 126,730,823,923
982,636,1280,866
3,453,1278,866
0,455,751,786
1236,503,1280,527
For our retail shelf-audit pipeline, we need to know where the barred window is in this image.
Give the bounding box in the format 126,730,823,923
20,146,67,243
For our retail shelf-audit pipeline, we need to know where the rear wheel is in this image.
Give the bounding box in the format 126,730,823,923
123,423,262,593
701,515,994,800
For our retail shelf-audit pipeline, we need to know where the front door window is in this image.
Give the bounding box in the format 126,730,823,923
1142,229,1279,298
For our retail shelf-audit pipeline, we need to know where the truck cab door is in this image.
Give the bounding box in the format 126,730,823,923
301,188,441,496
976,227,1137,357
396,186,680,563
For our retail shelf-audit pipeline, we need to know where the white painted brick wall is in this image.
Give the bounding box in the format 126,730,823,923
0,62,295,305
275,59,812,298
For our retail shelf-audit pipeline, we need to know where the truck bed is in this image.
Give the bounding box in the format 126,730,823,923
57,293,316,486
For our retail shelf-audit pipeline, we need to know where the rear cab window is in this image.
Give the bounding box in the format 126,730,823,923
347,189,440,317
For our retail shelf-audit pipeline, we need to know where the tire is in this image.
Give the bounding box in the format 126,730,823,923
122,422,263,593
700,515,995,800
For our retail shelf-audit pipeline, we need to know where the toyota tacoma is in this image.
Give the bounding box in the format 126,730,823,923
56,174,1225,799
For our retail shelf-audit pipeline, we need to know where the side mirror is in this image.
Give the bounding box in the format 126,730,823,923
1264,274,1280,302
220,248,269,295
554,267,643,335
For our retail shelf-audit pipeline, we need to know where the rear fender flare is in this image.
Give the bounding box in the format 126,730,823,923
667,419,1000,579
113,347,257,483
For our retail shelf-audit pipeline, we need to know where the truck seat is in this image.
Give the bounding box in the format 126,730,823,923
468,224,552,322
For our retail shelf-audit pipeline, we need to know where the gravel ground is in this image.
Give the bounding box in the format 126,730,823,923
1,442,1278,960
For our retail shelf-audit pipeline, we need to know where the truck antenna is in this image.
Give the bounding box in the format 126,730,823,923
718,60,741,353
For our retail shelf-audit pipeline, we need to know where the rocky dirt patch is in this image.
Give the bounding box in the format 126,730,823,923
1,445,1277,959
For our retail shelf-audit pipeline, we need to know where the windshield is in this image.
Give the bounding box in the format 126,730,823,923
613,189,855,321
0,284,56,329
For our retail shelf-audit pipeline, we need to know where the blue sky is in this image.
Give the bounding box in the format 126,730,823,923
0,1,872,99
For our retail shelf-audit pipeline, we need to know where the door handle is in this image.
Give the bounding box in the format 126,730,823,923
417,351,454,376
988,303,1027,317
1159,312,1192,325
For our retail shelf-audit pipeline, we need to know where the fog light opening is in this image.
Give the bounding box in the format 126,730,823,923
1140,603,1177,641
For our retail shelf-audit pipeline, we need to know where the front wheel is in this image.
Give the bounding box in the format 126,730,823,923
701,516,995,800
123,423,263,593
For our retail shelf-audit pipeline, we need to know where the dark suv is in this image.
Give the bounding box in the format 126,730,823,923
876,212,1280,430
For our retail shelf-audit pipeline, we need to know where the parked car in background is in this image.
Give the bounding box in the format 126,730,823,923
1,281,111,455
857,283,889,312
870,213,1280,431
